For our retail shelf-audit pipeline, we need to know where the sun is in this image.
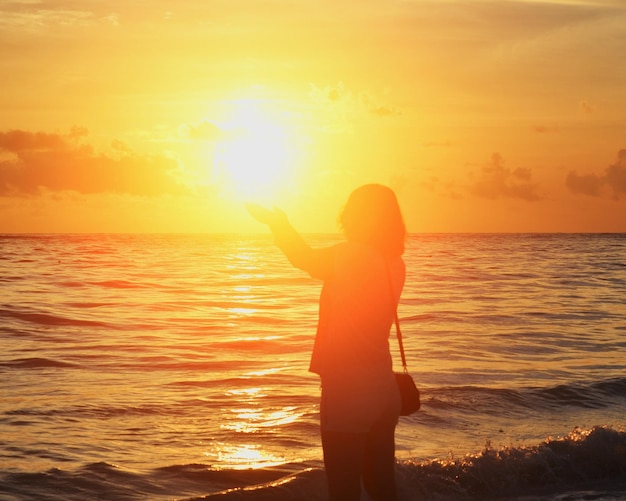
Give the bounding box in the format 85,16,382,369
213,98,300,203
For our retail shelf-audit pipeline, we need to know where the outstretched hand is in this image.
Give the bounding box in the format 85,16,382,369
245,203,287,227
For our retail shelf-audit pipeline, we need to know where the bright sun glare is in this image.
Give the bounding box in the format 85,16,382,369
213,99,299,203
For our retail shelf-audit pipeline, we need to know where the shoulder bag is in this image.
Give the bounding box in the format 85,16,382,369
387,262,421,416
393,310,421,415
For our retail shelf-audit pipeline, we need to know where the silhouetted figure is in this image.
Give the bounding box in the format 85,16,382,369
247,184,406,501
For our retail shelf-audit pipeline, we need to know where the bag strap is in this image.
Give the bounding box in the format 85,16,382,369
393,309,409,373
385,261,409,374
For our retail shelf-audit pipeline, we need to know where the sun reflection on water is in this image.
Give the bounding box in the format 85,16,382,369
228,307,258,316
212,384,305,468
221,405,302,434
244,365,282,377
207,443,287,470
222,386,303,433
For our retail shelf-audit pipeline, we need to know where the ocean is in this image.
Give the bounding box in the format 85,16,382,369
1,233,625,500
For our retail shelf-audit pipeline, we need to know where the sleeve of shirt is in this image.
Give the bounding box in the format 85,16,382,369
268,218,334,281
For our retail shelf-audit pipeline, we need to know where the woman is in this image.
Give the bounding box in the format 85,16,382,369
247,184,406,501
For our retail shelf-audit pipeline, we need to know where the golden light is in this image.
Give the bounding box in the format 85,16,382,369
221,383,303,442
213,98,300,203
211,382,303,469
209,443,286,470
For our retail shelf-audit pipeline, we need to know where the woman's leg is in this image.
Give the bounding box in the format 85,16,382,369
321,429,366,501
362,418,398,501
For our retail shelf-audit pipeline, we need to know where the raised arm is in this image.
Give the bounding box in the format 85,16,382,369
246,203,333,281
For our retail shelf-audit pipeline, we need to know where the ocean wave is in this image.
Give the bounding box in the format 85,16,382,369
5,402,183,419
393,426,626,501
0,357,80,369
2,427,625,501
0,307,110,328
190,427,626,500
423,377,626,416
154,462,310,495
90,280,148,289
190,467,327,501
0,462,170,501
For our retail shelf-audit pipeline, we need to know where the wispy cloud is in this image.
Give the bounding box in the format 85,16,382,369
579,100,596,114
0,129,187,197
307,82,402,134
469,153,542,201
566,150,626,200
0,4,111,31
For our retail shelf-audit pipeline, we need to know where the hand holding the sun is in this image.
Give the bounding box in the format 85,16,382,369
245,203,287,227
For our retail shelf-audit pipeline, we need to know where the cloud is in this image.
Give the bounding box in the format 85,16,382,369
368,104,401,117
579,100,596,114
309,82,402,119
565,171,604,197
179,120,222,141
0,129,188,197
420,176,464,200
469,153,541,201
566,149,626,200
606,150,626,199
533,124,560,133
0,129,70,152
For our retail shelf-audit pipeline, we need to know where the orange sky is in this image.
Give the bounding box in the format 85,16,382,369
1,0,625,233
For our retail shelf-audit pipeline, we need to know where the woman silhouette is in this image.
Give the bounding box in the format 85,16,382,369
247,184,406,501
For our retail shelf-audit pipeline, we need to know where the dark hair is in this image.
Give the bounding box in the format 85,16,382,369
339,184,406,257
